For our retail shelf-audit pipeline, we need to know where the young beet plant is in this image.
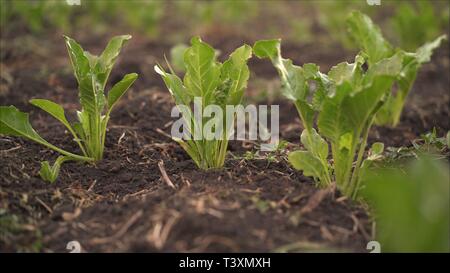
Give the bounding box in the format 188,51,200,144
253,39,403,198
0,35,138,182
155,37,252,169
346,11,446,127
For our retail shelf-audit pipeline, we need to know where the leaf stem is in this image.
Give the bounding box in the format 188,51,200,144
348,118,373,198
65,124,88,157
39,140,93,162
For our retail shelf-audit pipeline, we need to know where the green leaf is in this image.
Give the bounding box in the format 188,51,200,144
253,39,309,101
345,77,396,130
344,53,402,129
378,35,446,126
170,43,189,72
279,59,309,101
300,128,328,161
253,39,334,134
414,35,447,64
317,82,352,143
29,98,88,156
338,132,353,151
302,63,320,79
252,39,280,59
94,35,132,89
346,11,393,65
220,44,252,105
288,150,327,183
371,52,412,126
254,39,333,134
84,51,98,68
64,35,98,117
39,156,70,183
328,55,364,87
72,121,85,140
365,51,404,84
63,35,91,84
1,105,50,145
107,73,138,113
317,82,361,189
311,86,327,111
154,65,191,105
184,36,221,103
299,128,331,185
29,99,74,134
0,106,92,162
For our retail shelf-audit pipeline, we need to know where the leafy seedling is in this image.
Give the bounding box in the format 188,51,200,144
0,35,138,182
155,37,252,169
346,11,446,127
253,38,403,198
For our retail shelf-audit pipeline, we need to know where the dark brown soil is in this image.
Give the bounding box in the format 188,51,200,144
1,16,448,253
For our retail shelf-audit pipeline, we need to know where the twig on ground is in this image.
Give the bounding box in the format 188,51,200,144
1,145,22,153
117,132,126,145
155,128,172,140
35,197,53,214
87,180,97,192
158,160,177,190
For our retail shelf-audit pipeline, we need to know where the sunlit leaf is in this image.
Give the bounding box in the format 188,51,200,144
107,73,138,113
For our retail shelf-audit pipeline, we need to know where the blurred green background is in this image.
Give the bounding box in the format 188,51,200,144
1,0,449,51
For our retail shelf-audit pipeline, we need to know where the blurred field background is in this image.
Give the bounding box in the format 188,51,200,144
1,0,449,103
1,0,449,50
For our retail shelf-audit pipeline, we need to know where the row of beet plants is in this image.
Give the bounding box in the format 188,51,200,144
0,12,445,200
